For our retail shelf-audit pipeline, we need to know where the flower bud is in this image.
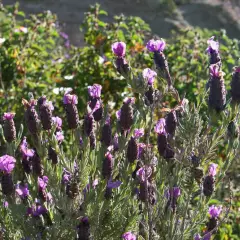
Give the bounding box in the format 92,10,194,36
77,217,90,240
127,137,138,163
203,175,214,197
48,146,58,165
84,114,94,137
63,91,79,129
102,152,114,179
165,110,177,135
119,98,134,131
1,173,14,196
230,66,240,103
3,113,16,142
144,86,154,105
208,64,226,112
89,132,96,150
115,57,130,78
31,150,44,176
38,96,53,130
23,99,40,135
101,119,112,147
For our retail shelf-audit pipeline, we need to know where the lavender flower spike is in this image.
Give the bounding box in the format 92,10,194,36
146,39,166,52
112,42,126,57
142,68,157,85
208,205,222,218
122,232,136,240
3,112,16,142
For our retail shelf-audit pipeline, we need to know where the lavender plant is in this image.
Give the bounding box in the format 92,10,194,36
0,36,239,240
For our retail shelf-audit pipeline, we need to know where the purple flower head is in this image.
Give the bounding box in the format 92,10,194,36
208,205,222,218
52,116,62,129
123,97,135,104
105,151,113,160
136,166,152,183
209,64,220,77
154,118,166,135
206,36,219,54
142,68,157,85
32,204,47,217
116,109,121,120
62,169,71,184
65,40,70,48
16,184,29,199
56,131,64,143
4,201,8,208
134,128,144,139
63,90,78,104
38,176,49,190
112,42,126,57
166,187,181,199
194,233,202,240
60,32,69,40
0,155,16,173
20,137,35,158
122,232,136,240
88,84,102,99
208,163,218,177
146,39,166,52
3,112,15,120
107,178,122,189
203,232,211,240
138,143,146,159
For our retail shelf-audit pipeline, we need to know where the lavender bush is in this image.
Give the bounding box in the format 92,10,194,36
0,34,239,240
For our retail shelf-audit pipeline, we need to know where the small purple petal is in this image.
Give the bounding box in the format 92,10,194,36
88,84,102,99
0,155,16,173
56,131,64,143
136,166,152,182
206,36,219,53
209,64,220,77
20,137,34,158
134,128,144,139
107,179,122,189
52,116,62,129
60,32,69,40
63,90,78,104
122,231,136,240
3,112,15,120
142,68,157,85
208,163,218,177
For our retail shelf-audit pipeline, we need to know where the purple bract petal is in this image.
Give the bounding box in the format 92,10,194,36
208,163,218,177
134,128,144,139
146,39,166,52
3,112,15,120
56,131,64,143
208,205,222,218
142,68,157,85
88,84,102,99
136,166,152,182
112,42,126,57
123,97,135,104
0,155,16,173
209,64,220,77
20,137,35,158
38,176,49,190
107,179,122,189
52,116,62,129
16,184,29,198
154,118,166,134
63,90,78,104
116,110,121,120
194,233,202,240
122,232,136,240
206,36,219,53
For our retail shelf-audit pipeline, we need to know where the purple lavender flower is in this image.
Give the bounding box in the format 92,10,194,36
63,90,78,104
208,163,218,177
136,166,152,183
62,169,71,184
3,112,15,120
154,118,166,135
0,155,16,173
133,128,144,139
166,187,181,199
111,42,126,57
122,231,136,240
52,116,62,130
146,39,166,52
209,64,220,77
107,179,122,189
38,176,49,190
123,97,135,104
206,36,219,54
56,131,64,143
116,110,121,120
31,204,48,217
203,232,211,240
16,183,29,199
88,84,102,99
142,68,157,85
138,143,146,159
194,233,202,240
4,201,8,208
20,137,34,158
208,205,222,218
60,32,69,40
